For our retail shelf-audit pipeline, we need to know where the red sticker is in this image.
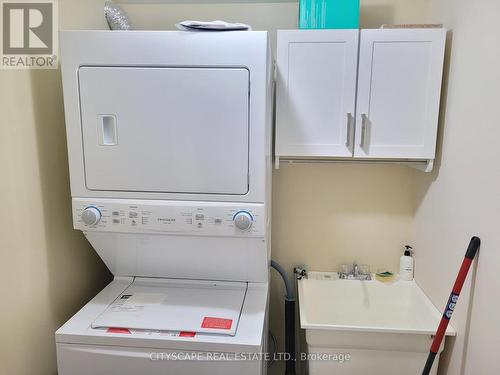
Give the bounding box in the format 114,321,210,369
106,327,131,334
201,317,233,330
179,331,196,337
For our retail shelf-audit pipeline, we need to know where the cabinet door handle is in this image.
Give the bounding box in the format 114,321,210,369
345,113,353,150
360,113,368,149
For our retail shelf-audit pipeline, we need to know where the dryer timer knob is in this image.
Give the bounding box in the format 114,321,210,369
81,207,101,226
233,211,253,231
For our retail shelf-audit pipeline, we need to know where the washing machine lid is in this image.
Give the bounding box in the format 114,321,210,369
91,278,246,336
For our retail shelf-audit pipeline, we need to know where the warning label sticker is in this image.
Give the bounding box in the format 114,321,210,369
106,327,131,334
201,317,233,330
179,331,196,337
105,328,195,338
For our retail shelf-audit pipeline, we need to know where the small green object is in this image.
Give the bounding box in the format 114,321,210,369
375,271,395,282
299,0,360,29
376,271,394,277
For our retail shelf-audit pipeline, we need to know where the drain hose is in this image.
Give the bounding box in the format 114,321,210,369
271,260,296,375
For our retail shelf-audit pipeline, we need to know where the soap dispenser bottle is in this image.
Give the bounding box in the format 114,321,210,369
399,245,414,281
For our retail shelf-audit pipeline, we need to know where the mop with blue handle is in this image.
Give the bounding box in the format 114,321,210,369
422,236,481,375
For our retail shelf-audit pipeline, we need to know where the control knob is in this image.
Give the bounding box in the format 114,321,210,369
81,207,102,226
233,211,253,231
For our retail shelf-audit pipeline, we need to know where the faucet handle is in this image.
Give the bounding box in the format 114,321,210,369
339,263,351,275
359,264,370,275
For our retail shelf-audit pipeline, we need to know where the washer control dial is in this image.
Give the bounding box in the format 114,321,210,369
233,211,253,231
81,207,102,226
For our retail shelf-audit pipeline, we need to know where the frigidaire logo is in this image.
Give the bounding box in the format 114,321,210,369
1,0,58,69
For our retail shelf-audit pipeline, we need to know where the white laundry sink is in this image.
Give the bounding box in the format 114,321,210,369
298,272,455,375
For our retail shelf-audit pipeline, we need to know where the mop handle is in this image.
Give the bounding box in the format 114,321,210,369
422,236,481,375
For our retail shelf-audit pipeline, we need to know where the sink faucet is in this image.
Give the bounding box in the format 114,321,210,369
338,261,371,280
353,261,359,278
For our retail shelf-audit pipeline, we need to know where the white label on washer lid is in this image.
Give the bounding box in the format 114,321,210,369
109,293,166,313
124,293,166,306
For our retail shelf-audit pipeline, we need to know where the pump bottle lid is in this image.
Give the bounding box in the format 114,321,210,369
404,245,413,256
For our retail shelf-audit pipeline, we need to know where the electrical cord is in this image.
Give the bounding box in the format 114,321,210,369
267,330,278,368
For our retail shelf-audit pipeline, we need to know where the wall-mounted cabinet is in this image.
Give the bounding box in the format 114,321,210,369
275,28,446,171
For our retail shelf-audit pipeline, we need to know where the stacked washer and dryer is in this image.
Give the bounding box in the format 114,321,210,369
56,31,273,375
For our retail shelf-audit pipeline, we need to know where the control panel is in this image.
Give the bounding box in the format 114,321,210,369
72,198,265,237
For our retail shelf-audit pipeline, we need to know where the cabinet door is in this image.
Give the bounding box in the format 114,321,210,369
355,29,446,159
276,30,359,158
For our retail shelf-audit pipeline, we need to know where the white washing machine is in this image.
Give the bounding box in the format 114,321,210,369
56,31,272,375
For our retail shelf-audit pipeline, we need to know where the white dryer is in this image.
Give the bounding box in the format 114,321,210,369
56,31,272,375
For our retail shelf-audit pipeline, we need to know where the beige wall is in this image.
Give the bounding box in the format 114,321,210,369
0,1,429,375
123,0,429,48
415,1,500,374
271,164,415,373
0,1,112,375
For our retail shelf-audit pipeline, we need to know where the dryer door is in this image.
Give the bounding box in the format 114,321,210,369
78,67,250,195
